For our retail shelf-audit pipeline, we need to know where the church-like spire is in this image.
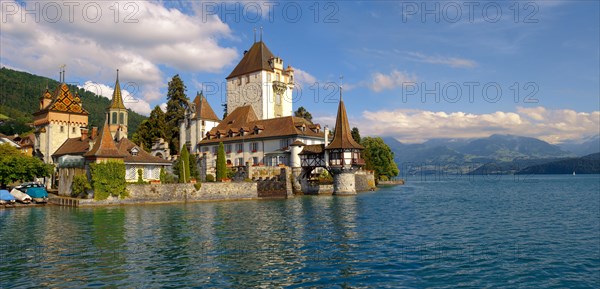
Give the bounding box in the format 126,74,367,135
108,69,126,109
325,94,364,150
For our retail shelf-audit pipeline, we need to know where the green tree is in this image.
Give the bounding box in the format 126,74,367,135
361,137,399,181
221,103,228,119
132,105,167,151
165,75,189,155
71,174,91,197
189,154,200,180
216,142,227,181
294,106,313,122
178,145,191,183
0,144,52,188
351,127,361,144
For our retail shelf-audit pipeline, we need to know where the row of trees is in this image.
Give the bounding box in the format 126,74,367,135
132,75,189,155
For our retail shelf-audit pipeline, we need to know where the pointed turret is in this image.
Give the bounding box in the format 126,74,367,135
106,70,128,139
109,69,126,109
325,89,365,195
84,122,126,162
326,97,364,150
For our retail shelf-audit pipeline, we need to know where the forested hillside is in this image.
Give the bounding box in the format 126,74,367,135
0,67,146,137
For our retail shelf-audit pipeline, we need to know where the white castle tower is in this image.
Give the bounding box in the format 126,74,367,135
225,38,295,120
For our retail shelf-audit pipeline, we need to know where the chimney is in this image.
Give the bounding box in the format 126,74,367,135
324,125,329,145
81,128,89,141
91,127,98,140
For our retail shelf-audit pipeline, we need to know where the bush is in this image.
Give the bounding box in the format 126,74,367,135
205,174,215,182
89,161,127,200
194,183,202,191
136,169,148,184
160,167,178,184
71,174,91,198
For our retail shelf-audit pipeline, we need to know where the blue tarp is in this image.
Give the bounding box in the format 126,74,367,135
0,189,16,201
26,187,48,199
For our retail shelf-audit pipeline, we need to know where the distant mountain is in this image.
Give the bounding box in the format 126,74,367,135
557,135,600,156
385,134,575,175
0,67,146,137
516,153,600,174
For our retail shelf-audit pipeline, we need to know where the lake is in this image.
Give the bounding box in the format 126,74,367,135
1,175,598,288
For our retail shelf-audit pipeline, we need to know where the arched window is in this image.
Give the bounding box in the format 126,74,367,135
112,112,117,124
119,112,124,124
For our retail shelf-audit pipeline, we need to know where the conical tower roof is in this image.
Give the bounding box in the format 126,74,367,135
84,122,126,158
108,70,126,110
326,97,364,150
193,91,220,121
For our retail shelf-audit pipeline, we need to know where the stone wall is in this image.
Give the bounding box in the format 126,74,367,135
78,182,258,206
355,171,376,192
255,167,292,198
301,182,334,195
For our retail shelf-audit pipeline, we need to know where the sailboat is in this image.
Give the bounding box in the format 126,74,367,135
572,171,576,176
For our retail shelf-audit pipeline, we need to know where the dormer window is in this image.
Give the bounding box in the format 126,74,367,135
131,147,140,156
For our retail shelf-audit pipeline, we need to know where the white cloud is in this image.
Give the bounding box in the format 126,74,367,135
369,69,417,92
293,68,317,87
358,106,600,144
1,0,237,103
79,81,152,115
407,52,477,68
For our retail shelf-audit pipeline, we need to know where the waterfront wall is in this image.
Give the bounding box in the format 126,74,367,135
76,182,258,206
355,171,376,192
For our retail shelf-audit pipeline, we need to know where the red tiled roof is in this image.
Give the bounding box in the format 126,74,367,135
299,144,325,155
199,105,325,145
226,41,275,79
53,138,90,157
116,138,171,164
84,124,126,158
193,92,220,121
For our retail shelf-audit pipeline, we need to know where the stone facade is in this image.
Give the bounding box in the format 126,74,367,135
125,183,257,203
333,172,356,195
355,171,376,192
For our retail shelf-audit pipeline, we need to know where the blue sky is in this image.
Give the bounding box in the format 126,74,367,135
1,1,598,143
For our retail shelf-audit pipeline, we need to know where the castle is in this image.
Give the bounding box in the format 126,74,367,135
181,39,367,194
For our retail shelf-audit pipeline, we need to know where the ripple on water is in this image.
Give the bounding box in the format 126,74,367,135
0,175,598,288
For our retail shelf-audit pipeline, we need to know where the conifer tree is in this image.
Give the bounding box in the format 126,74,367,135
132,105,166,151
165,75,189,154
216,142,227,181
179,145,191,183
351,127,361,144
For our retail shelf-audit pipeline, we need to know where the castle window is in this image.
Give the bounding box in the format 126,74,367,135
236,143,243,153
250,142,258,152
72,127,76,133
119,113,124,124
225,144,232,154
280,139,290,149
246,75,250,83
112,112,118,124
253,157,259,165
60,126,64,133
276,73,280,81
236,157,244,166
238,77,242,86
212,146,217,154
290,75,294,83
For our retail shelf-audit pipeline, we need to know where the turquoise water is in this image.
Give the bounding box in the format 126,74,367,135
0,175,598,288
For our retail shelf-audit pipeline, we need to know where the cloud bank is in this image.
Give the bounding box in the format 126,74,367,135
354,106,599,144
